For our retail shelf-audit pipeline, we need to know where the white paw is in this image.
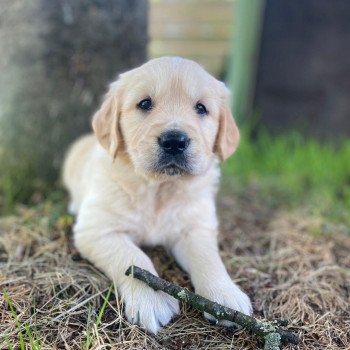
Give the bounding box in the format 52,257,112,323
196,279,252,327
121,279,180,334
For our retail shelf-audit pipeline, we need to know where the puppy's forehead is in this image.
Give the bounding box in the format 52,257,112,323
122,57,221,100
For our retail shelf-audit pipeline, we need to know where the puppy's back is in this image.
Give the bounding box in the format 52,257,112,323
63,134,96,214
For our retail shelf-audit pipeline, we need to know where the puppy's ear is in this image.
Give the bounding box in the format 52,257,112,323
92,81,123,158
215,86,240,162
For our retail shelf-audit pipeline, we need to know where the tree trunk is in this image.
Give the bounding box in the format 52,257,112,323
0,0,148,209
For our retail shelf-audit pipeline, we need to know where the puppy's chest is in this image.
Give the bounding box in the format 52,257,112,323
129,183,185,245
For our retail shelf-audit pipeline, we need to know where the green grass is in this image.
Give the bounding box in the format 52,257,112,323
223,128,350,225
3,289,41,350
3,286,114,350
84,286,113,350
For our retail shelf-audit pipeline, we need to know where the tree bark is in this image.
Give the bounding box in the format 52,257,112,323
0,0,148,208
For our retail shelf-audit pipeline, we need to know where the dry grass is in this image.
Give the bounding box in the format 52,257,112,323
0,193,349,349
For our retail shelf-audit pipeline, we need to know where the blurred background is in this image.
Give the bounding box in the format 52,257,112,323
0,0,349,225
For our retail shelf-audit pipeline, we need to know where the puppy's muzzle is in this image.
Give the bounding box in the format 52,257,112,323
158,130,190,156
154,129,192,176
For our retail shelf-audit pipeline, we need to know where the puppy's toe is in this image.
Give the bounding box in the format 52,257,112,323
137,291,180,333
123,284,179,334
157,295,180,326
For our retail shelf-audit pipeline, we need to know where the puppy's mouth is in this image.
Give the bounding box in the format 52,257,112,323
158,163,188,176
153,154,192,176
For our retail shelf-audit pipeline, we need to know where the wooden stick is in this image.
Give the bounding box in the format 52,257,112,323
125,266,298,349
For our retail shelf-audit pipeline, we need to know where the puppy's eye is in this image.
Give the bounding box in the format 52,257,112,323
195,102,208,115
137,98,153,111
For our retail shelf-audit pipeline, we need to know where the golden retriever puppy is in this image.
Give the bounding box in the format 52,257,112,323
63,57,252,333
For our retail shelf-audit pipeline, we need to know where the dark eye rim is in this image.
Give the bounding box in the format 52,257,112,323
195,102,208,115
137,98,153,111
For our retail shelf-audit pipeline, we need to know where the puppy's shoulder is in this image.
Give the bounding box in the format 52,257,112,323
63,134,96,186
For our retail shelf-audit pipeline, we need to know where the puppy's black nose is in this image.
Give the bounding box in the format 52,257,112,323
158,130,190,155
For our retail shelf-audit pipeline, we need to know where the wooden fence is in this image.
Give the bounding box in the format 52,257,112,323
148,0,235,77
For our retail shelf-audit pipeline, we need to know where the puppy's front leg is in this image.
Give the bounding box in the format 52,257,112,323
171,230,252,324
74,226,179,333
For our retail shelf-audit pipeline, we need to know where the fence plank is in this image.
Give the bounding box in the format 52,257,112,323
150,23,233,40
150,3,234,23
149,0,235,76
150,40,230,57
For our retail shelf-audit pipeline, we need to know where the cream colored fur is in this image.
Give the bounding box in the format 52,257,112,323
63,57,252,334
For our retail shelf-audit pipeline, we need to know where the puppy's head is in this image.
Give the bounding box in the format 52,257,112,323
92,57,239,180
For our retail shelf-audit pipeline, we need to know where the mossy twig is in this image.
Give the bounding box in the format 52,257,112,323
264,332,281,350
125,266,298,349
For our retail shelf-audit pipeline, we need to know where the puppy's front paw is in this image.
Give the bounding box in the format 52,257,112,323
196,278,252,327
121,279,180,334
